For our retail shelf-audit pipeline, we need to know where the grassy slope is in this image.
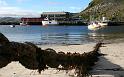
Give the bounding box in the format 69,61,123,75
79,0,124,21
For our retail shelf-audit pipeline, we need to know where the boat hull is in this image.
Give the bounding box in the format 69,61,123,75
88,22,108,30
20,22,27,26
42,20,58,26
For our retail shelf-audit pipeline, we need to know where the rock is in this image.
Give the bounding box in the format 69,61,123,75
0,56,11,68
0,33,9,45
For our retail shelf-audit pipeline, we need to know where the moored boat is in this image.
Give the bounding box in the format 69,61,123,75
88,21,108,30
10,25,15,28
42,17,58,26
88,17,108,30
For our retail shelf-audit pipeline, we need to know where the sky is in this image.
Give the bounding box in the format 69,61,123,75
0,0,91,17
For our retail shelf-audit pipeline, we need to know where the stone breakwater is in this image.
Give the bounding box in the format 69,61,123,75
0,33,102,77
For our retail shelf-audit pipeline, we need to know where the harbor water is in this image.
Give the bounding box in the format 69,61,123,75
0,25,124,45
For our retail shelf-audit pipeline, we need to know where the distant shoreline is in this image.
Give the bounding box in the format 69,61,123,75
0,21,124,26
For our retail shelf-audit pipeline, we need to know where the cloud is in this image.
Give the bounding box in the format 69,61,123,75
46,1,63,5
16,0,24,2
69,6,82,12
0,0,8,6
16,0,29,3
0,0,40,17
0,6,41,17
69,6,81,10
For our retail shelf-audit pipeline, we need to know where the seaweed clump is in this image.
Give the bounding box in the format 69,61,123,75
0,33,102,77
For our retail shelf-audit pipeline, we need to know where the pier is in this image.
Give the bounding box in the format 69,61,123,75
58,21,87,25
108,22,124,26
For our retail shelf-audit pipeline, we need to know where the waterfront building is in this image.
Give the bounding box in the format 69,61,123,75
21,17,43,22
41,12,71,21
20,17,44,25
20,12,82,25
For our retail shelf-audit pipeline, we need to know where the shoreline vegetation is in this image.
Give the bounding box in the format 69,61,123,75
0,33,103,77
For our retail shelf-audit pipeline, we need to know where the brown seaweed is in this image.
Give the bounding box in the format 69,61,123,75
0,33,102,77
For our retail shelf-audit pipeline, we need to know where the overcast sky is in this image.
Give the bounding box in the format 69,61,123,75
0,0,91,17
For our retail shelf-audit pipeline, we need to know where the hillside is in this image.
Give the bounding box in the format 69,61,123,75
0,17,20,25
79,0,124,21
0,17,20,23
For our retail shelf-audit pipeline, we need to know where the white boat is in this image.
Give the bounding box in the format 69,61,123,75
98,22,108,26
10,25,15,28
20,22,27,26
88,21,108,30
88,16,108,30
42,17,58,26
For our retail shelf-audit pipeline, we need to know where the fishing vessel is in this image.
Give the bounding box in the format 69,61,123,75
88,17,108,30
42,17,58,26
88,21,108,30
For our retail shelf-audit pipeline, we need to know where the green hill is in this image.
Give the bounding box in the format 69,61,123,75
79,0,124,21
0,17,20,23
0,17,20,25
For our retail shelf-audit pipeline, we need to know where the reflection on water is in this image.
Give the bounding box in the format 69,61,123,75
88,32,124,43
87,25,124,43
0,25,124,45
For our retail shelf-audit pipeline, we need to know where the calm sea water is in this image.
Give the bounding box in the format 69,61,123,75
0,25,124,45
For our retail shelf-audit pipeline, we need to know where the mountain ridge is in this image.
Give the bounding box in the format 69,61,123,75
79,0,124,21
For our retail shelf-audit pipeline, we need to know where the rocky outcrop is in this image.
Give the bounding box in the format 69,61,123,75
0,33,39,69
0,33,9,45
